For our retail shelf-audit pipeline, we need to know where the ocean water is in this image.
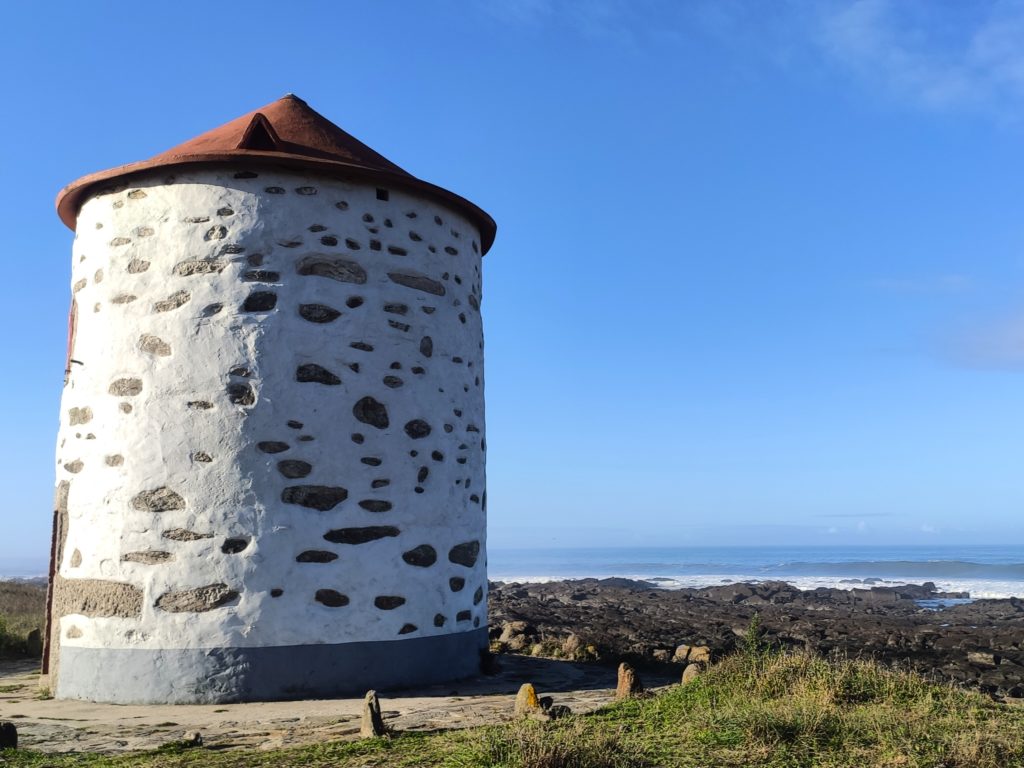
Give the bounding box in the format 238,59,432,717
488,545,1024,599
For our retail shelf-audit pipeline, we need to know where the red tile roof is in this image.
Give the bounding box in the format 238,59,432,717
56,95,496,253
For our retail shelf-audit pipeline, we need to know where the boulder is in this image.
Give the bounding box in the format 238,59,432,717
360,690,387,737
0,722,17,750
681,663,703,685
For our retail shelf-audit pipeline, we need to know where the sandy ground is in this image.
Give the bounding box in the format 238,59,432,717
0,656,674,753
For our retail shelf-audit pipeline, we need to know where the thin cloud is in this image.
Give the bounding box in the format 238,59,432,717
817,0,1024,115
945,311,1024,370
870,274,975,294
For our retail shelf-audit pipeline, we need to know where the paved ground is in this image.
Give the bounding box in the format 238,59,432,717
0,656,675,753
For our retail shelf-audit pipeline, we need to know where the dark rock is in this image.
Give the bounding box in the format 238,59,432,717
281,485,348,511
296,364,341,385
375,595,406,610
448,541,480,568
353,397,389,429
315,589,349,607
324,527,400,545
299,303,341,323
277,460,312,479
402,545,437,567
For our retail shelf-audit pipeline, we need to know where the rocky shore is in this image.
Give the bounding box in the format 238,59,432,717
489,578,1024,699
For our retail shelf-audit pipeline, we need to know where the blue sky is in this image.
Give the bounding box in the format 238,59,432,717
2,0,1023,568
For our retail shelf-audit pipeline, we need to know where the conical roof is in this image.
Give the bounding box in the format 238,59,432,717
56,94,496,253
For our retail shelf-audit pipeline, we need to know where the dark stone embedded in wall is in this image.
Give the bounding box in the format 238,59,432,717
227,382,256,406
270,588,283,597
350,341,374,352
243,270,280,282
404,420,432,439
420,336,433,357
121,551,174,564
371,479,390,489
277,460,312,479
474,587,484,605
221,538,249,554
323,526,400,545
127,258,151,274
162,528,213,541
296,256,367,284
70,549,82,567
387,272,445,296
297,550,338,563
434,614,446,627
192,451,213,463
449,541,481,567
281,485,348,511
456,610,472,622
139,334,172,357
296,364,341,385
401,545,437,567
315,589,349,607
173,259,227,276
130,487,186,512
353,397,389,429
299,303,341,323
111,294,137,304
156,584,239,613
63,460,83,474
242,291,277,312
449,577,466,592
188,400,214,410
374,596,406,610
358,500,392,513
399,624,418,635
383,376,403,388
384,303,408,315
52,576,143,619
205,225,228,241
108,378,143,396
257,441,290,454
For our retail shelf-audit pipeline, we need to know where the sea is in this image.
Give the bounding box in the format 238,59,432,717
6,545,1024,599
488,545,1024,600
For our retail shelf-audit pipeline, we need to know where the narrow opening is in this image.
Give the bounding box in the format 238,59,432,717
376,188,390,201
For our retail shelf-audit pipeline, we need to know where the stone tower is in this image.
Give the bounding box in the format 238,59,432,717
47,95,496,704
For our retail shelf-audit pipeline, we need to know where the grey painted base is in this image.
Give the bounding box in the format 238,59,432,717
56,628,489,704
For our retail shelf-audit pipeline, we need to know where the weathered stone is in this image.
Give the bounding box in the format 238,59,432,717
673,644,712,665
296,364,341,385
257,441,289,454
419,336,433,357
448,541,480,568
456,610,472,622
221,538,249,554
25,628,42,658
360,690,387,738
403,419,432,439
297,550,338,563
281,485,348,511
111,293,137,304
514,683,542,716
52,576,143,618
434,614,447,627
162,528,213,542
474,586,484,605
358,500,392,513
387,271,445,296
127,258,151,274
296,256,367,284
156,583,239,612
0,721,18,750
63,460,84,474
401,545,437,567
449,577,466,592
615,662,643,700
130,487,185,512
398,623,417,635
204,225,228,241
192,451,213,463
70,549,82,567
315,589,349,607
383,375,403,388
187,400,214,410
173,259,227,276
243,270,280,282
324,526,400,545
374,596,406,610
109,378,143,396
681,663,703,685
227,382,256,406
242,291,277,312
277,460,312,478
298,303,341,323
353,397,389,429
139,334,172,357
122,550,174,564
68,406,93,425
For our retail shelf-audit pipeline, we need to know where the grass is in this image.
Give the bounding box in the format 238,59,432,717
2,646,1023,767
0,580,46,657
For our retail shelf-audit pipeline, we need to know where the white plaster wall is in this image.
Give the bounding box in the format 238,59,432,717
55,168,487,651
